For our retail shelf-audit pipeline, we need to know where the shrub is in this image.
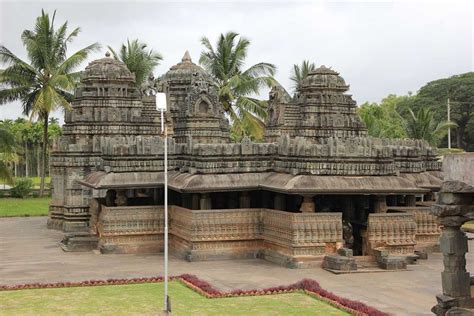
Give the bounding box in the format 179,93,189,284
10,178,33,198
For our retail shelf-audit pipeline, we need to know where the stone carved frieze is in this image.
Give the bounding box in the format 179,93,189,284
367,213,417,255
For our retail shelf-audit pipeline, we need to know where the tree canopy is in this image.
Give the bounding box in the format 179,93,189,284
0,9,99,195
199,31,276,141
414,72,474,150
290,60,316,95
108,39,162,92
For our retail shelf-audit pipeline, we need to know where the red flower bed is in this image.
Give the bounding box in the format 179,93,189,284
0,275,387,316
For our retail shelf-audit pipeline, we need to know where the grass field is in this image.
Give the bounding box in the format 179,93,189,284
0,197,51,217
0,281,349,316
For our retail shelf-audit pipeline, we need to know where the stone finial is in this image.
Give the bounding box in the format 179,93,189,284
182,50,192,63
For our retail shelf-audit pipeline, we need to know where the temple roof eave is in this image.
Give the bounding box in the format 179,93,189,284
78,171,429,195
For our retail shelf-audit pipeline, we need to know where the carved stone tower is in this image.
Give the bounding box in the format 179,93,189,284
265,66,368,143
48,52,161,232
159,51,230,144
297,66,367,141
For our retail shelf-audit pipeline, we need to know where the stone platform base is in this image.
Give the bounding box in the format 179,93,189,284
98,235,163,254
171,236,263,261
432,295,474,316
322,255,357,271
262,249,324,269
60,233,98,252
47,218,63,230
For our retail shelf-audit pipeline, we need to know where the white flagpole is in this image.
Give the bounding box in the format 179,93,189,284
163,110,169,314
157,93,169,314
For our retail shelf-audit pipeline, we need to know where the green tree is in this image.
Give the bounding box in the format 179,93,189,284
108,39,162,91
0,127,17,184
413,72,474,150
405,107,457,146
358,95,408,139
0,10,99,196
290,60,316,95
199,32,277,141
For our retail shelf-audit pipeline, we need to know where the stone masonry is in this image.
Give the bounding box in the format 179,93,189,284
431,154,473,315
49,51,443,268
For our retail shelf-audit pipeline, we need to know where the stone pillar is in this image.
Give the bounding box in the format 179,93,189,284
274,193,286,211
372,195,387,213
299,195,315,213
105,190,115,206
200,193,212,210
191,194,200,210
114,190,127,206
431,153,474,315
440,226,470,299
239,191,251,208
405,195,416,207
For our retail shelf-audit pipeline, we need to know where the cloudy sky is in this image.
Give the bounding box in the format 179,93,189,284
0,0,472,123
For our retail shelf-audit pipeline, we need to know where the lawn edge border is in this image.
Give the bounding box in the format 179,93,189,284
0,274,387,316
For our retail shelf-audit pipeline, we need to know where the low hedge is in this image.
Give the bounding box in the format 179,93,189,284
0,274,387,316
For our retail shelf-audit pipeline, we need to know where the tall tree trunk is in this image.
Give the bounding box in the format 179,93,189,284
37,144,40,177
456,128,462,149
25,142,29,177
39,114,49,197
14,150,17,178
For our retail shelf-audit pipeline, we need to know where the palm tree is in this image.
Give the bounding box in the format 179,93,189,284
290,60,316,95
199,32,277,141
0,127,17,184
108,39,162,92
0,10,100,196
405,107,457,146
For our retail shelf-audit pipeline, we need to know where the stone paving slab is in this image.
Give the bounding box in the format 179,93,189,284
1,217,473,316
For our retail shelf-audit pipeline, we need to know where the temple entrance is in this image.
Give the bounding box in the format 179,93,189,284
311,195,370,256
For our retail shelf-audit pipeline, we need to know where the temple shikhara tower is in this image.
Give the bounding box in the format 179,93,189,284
49,52,443,270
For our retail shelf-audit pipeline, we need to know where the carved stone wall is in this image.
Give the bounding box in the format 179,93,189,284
365,213,417,256
93,204,342,267
97,205,164,254
388,206,441,250
263,210,342,268
170,206,263,261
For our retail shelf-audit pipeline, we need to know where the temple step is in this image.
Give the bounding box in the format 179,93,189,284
60,233,99,252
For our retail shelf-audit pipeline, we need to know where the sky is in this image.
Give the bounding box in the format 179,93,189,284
0,0,473,124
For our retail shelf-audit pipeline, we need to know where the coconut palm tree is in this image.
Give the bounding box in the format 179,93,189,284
290,60,316,95
405,107,457,146
108,39,162,92
199,32,277,141
0,10,100,196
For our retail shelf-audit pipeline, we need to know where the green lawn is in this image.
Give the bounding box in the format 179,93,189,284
0,281,349,316
0,197,50,217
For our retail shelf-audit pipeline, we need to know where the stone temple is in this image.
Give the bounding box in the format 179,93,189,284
48,51,444,269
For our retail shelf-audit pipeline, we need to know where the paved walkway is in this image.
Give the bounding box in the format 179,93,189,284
1,217,473,315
